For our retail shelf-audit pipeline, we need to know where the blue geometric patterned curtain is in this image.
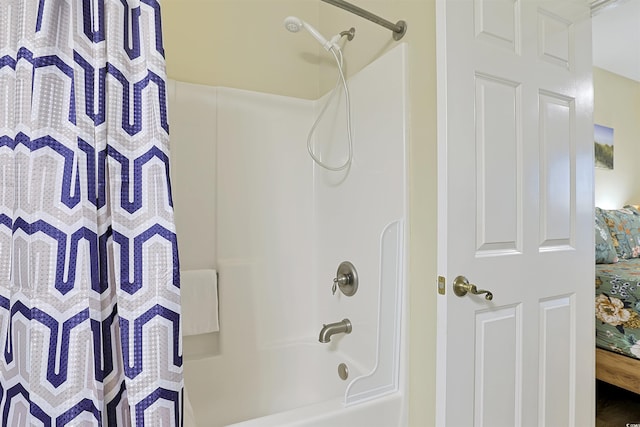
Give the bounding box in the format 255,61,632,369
0,1,182,425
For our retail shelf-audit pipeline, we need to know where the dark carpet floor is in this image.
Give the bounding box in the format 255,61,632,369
597,380,640,427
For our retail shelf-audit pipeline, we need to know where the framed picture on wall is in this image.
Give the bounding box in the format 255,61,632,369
595,124,614,170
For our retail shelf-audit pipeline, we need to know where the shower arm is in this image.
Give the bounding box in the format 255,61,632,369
320,0,407,41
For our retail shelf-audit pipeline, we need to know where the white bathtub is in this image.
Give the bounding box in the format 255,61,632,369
184,215,406,426
184,342,391,426
226,393,404,427
184,340,405,427
173,44,408,427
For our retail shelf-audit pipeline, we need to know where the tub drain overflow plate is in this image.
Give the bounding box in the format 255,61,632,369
338,363,349,380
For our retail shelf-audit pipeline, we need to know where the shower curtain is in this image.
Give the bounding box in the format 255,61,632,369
0,1,182,426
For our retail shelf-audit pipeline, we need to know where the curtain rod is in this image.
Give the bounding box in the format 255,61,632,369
321,0,407,40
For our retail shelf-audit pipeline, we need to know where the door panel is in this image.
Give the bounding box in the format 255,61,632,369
539,91,574,249
538,10,572,69
474,0,520,52
475,73,521,254
539,296,574,426
474,305,522,427
436,0,594,425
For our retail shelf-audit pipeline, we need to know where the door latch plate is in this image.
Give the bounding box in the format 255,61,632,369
438,276,446,295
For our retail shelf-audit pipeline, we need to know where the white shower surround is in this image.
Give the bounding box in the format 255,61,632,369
168,44,408,427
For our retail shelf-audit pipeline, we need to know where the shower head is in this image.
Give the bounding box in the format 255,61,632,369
284,16,304,33
284,16,335,51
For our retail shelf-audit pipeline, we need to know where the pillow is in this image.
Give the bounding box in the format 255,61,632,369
600,207,640,260
624,205,640,216
595,207,619,264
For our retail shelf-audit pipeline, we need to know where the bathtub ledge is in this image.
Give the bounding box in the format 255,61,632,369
225,392,404,427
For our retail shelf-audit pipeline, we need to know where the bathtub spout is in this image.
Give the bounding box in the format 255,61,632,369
319,318,352,343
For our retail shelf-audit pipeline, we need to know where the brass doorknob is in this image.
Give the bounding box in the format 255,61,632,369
453,276,493,301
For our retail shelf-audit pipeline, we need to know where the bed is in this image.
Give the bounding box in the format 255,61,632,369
596,260,640,394
595,206,640,394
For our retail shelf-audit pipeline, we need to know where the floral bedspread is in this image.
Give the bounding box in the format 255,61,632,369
596,259,640,359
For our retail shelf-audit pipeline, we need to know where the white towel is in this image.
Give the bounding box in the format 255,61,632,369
181,269,219,336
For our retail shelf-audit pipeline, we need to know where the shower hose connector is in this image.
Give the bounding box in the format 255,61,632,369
318,318,352,343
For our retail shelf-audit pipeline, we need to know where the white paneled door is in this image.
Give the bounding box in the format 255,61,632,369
436,0,594,426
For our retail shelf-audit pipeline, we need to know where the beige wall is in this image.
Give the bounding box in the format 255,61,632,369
161,1,438,425
162,0,321,99
594,67,640,209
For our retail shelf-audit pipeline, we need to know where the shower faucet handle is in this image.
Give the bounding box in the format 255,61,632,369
332,262,358,297
332,275,348,295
